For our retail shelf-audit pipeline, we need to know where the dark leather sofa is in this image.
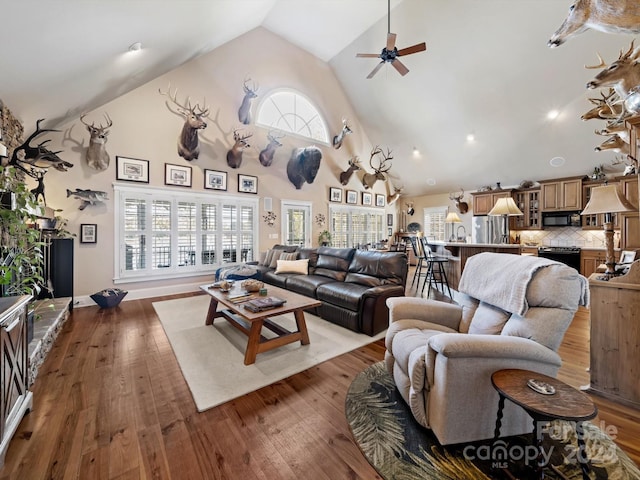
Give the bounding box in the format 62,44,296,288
251,246,408,336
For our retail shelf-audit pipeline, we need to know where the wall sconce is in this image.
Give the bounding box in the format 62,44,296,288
488,197,523,244
581,184,635,275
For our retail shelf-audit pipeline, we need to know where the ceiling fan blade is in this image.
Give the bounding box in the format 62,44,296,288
386,33,397,51
367,61,385,79
397,42,426,56
356,53,381,58
391,58,409,76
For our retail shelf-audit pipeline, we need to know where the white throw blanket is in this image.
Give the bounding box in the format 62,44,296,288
458,252,588,316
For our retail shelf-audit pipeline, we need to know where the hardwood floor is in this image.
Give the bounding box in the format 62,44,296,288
1,276,638,479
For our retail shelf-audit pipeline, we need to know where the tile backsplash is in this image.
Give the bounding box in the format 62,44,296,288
516,227,616,249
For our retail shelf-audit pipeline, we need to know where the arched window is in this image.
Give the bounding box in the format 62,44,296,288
256,89,329,144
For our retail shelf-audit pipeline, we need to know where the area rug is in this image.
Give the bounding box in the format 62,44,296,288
153,295,385,412
346,362,640,480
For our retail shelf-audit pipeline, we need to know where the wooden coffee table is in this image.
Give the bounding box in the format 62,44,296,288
491,369,598,480
200,284,321,365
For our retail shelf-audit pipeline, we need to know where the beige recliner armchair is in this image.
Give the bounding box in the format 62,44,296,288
384,252,589,445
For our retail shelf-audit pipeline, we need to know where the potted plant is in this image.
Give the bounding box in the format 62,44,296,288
318,230,332,247
0,165,45,298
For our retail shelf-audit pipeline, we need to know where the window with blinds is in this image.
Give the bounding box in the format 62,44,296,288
114,184,258,283
328,205,385,248
422,207,447,242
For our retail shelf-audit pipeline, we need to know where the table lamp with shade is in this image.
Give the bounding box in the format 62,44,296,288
488,197,523,244
580,184,635,275
445,211,462,241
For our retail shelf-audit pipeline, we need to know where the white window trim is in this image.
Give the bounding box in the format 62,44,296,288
255,87,330,145
328,204,385,247
422,206,448,242
280,199,313,247
113,183,258,284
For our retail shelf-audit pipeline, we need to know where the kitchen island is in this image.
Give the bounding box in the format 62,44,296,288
428,242,521,291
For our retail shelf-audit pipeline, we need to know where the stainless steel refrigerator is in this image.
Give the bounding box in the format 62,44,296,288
471,215,507,244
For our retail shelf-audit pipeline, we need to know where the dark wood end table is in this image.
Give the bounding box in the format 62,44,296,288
491,369,597,480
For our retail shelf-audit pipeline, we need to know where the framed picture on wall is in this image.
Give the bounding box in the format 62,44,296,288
238,174,258,194
387,213,393,226
329,187,342,202
376,194,385,207
346,190,358,204
165,163,192,187
204,169,227,191
116,156,149,183
362,192,372,206
388,227,393,237
80,224,97,244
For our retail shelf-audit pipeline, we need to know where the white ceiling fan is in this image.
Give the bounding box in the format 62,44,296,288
356,0,426,79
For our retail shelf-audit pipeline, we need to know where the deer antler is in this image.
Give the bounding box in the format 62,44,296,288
374,148,393,173
585,52,607,69
80,113,112,130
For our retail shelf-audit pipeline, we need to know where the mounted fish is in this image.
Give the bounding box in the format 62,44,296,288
286,146,322,189
226,129,253,168
258,131,284,167
339,156,361,185
80,113,112,171
67,188,109,210
159,83,209,161
9,119,73,175
332,119,352,149
238,76,258,125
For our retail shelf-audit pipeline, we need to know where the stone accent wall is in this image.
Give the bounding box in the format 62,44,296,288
0,99,24,166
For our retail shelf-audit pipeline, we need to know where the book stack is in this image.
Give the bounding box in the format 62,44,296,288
243,296,287,313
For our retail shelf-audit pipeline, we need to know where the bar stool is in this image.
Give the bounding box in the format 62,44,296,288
420,237,452,298
408,236,428,290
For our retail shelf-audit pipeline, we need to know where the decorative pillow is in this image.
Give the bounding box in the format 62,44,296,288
279,252,299,261
258,251,268,266
467,301,511,335
268,250,284,268
263,249,276,267
275,259,309,274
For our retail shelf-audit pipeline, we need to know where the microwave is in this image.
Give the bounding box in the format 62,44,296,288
542,211,581,227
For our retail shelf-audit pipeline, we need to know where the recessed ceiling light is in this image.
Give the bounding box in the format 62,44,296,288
550,156,565,167
426,178,436,186
466,134,475,142
128,42,143,52
547,110,559,120
412,146,420,156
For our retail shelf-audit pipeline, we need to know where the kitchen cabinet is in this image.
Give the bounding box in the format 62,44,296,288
539,176,584,211
581,249,608,278
616,175,639,250
581,180,615,229
520,246,538,256
0,295,33,467
587,271,640,408
471,190,512,216
512,189,540,230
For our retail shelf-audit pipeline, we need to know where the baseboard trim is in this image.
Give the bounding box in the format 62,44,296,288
74,281,205,308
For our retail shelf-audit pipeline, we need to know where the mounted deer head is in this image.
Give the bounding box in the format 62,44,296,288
258,130,284,167
449,189,469,214
548,0,640,48
406,202,415,216
332,118,352,149
581,89,618,120
226,129,253,169
339,156,361,185
585,41,640,99
362,147,392,189
80,113,112,171
159,83,209,161
594,134,630,154
385,179,403,206
612,154,637,175
238,76,259,125
9,118,72,174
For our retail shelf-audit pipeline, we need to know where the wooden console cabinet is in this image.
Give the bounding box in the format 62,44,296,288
0,295,33,467
587,271,640,408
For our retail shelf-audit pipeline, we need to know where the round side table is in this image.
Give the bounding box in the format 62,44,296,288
491,369,597,480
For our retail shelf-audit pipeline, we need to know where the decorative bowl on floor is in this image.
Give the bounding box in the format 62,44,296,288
90,288,128,308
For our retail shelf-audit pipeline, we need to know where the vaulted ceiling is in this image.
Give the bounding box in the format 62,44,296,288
1,0,636,196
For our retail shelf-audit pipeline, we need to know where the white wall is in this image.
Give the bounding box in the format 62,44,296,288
34,27,394,300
